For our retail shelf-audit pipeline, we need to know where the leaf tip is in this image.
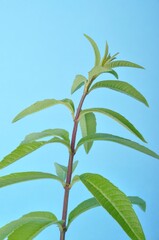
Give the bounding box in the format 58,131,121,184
140,65,145,70
83,33,88,38
12,116,18,123
136,64,145,69
145,101,149,107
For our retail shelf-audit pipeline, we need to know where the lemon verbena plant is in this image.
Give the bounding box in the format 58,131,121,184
0,35,159,240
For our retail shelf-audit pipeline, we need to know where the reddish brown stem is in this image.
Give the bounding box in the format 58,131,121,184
60,92,87,240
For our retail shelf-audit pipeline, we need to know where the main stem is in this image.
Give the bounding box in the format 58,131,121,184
60,91,87,240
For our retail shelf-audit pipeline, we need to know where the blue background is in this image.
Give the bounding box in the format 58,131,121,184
0,1,159,239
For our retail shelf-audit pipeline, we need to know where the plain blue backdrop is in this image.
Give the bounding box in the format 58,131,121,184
0,1,159,239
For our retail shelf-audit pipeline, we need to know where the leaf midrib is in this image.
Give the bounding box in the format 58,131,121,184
84,178,141,239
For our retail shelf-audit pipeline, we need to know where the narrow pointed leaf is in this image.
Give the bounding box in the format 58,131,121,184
0,171,63,188
88,66,111,80
71,175,80,186
76,133,159,160
101,41,109,66
72,160,78,172
128,196,146,212
105,60,144,69
79,112,96,153
89,65,119,81
67,195,145,229
22,128,70,144
108,69,119,79
54,160,78,181
54,162,67,181
12,98,75,122
48,137,71,150
0,141,47,170
0,211,61,240
80,173,145,240
107,52,119,63
84,34,100,66
80,108,146,142
71,75,87,94
89,80,149,106
0,137,70,170
67,197,99,228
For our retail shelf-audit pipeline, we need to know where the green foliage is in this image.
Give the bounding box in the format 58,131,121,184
0,171,63,188
0,138,71,170
12,98,75,122
67,196,146,228
21,128,70,143
0,35,158,240
79,112,96,153
84,34,101,66
105,60,144,69
128,196,146,212
88,65,119,81
67,197,100,228
0,212,62,240
80,108,146,142
80,173,145,240
71,75,87,94
89,80,149,106
54,161,78,182
76,133,159,159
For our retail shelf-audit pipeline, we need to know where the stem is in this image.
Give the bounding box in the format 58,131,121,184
60,91,87,240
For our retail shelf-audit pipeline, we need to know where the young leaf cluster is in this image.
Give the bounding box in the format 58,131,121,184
0,35,158,240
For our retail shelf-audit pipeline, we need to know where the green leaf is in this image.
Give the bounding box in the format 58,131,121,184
128,196,146,212
67,195,145,229
108,69,119,79
21,128,70,144
54,160,78,181
12,98,75,122
101,41,109,66
0,141,47,170
48,137,71,150
84,34,100,66
80,173,145,240
106,52,119,63
79,112,96,153
67,197,99,228
88,65,119,81
88,66,111,81
89,80,149,107
76,133,159,160
80,108,146,142
72,160,78,172
54,162,67,181
71,75,87,94
0,211,61,240
105,60,144,69
0,137,71,170
0,171,63,188
71,175,80,186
